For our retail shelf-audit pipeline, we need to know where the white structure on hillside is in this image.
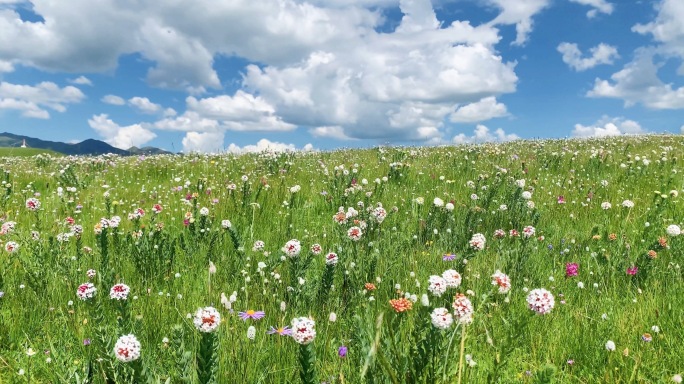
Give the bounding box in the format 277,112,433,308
20,139,27,148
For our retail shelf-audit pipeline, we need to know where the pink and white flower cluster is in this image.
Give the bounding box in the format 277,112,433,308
194,306,221,333
452,294,474,324
469,233,486,251
282,239,302,257
77,282,97,300
430,307,454,330
114,334,141,362
527,288,555,315
291,317,316,344
110,283,131,300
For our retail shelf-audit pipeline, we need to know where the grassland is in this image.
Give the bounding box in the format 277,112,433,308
0,147,63,157
0,135,682,383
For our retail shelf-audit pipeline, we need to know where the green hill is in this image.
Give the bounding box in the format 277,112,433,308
0,147,63,157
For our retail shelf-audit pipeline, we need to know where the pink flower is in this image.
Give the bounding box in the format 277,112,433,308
566,263,579,277
627,266,638,275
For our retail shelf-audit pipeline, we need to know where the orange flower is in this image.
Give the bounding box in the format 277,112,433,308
389,298,413,313
608,233,617,241
592,235,601,240
364,283,376,291
647,250,657,259
658,237,668,248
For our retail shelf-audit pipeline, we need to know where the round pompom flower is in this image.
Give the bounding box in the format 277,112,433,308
113,334,141,362
666,225,681,237
25,198,41,211
110,283,131,300
291,317,316,345
77,282,97,301
527,288,555,315
427,275,447,297
452,294,474,324
282,239,302,257
491,270,511,294
430,308,454,330
442,269,462,289
194,306,221,333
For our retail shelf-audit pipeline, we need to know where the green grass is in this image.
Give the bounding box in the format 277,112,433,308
0,135,682,383
0,147,63,157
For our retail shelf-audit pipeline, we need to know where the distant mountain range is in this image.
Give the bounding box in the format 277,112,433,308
0,132,172,156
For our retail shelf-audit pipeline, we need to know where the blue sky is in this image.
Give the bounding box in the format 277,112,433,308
0,0,683,153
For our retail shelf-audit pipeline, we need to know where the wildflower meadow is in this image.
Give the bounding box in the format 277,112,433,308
0,135,683,383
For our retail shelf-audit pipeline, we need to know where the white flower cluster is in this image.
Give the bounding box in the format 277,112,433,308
527,288,555,315
114,334,141,362
291,317,316,345
194,306,221,333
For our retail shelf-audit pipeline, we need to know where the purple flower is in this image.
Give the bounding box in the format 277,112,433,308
238,310,266,321
627,266,638,276
442,253,456,261
565,262,579,277
83,339,91,346
266,326,292,336
338,346,348,358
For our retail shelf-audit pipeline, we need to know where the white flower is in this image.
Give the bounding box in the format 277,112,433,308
282,239,302,257
328,312,337,323
605,340,616,351
114,334,141,362
433,197,444,207
430,308,453,330
469,233,486,251
291,317,316,344
666,225,681,237
491,270,511,294
427,275,447,297
516,179,526,188
221,220,232,229
193,307,221,333
76,282,97,301
452,294,474,324
199,207,209,216
442,269,462,289
601,202,612,210
526,288,554,315
109,283,130,300
247,326,256,340
622,200,634,208
521,191,532,200
445,202,454,211
672,374,682,383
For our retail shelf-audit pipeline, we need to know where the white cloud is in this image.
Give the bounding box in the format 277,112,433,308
568,0,613,18
0,60,13,73
102,94,125,105
128,96,162,114
226,138,314,154
182,131,225,153
557,42,619,71
633,0,684,59
309,126,356,140
88,114,157,149
70,75,92,86
154,111,221,133
588,51,684,109
487,0,550,46
452,124,519,144
572,116,645,137
450,97,508,123
0,81,84,118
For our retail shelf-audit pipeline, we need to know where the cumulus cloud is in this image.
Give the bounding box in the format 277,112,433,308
2,0,524,143
128,96,162,114
633,0,684,58
0,60,14,73
0,81,84,118
452,124,519,144
309,126,356,140
557,42,619,71
102,94,125,105
70,75,92,86
450,97,508,123
182,131,225,153
568,0,614,18
88,114,157,149
487,0,550,46
588,51,684,109
226,138,314,154
572,116,645,137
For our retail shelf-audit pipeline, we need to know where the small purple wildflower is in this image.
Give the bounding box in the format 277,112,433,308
238,310,266,321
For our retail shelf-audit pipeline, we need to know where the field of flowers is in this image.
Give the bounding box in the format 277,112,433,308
0,135,682,383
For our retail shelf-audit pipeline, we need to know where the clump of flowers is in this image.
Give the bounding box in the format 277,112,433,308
452,294,474,324
469,233,486,251
442,269,462,289
77,282,97,301
193,307,221,333
491,270,511,294
427,275,447,297
430,307,453,330
325,252,338,266
565,263,579,277
347,226,363,241
291,317,316,344
522,226,536,238
113,334,141,362
282,239,302,257
110,283,130,300
25,198,41,211
389,297,413,313
527,288,555,315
